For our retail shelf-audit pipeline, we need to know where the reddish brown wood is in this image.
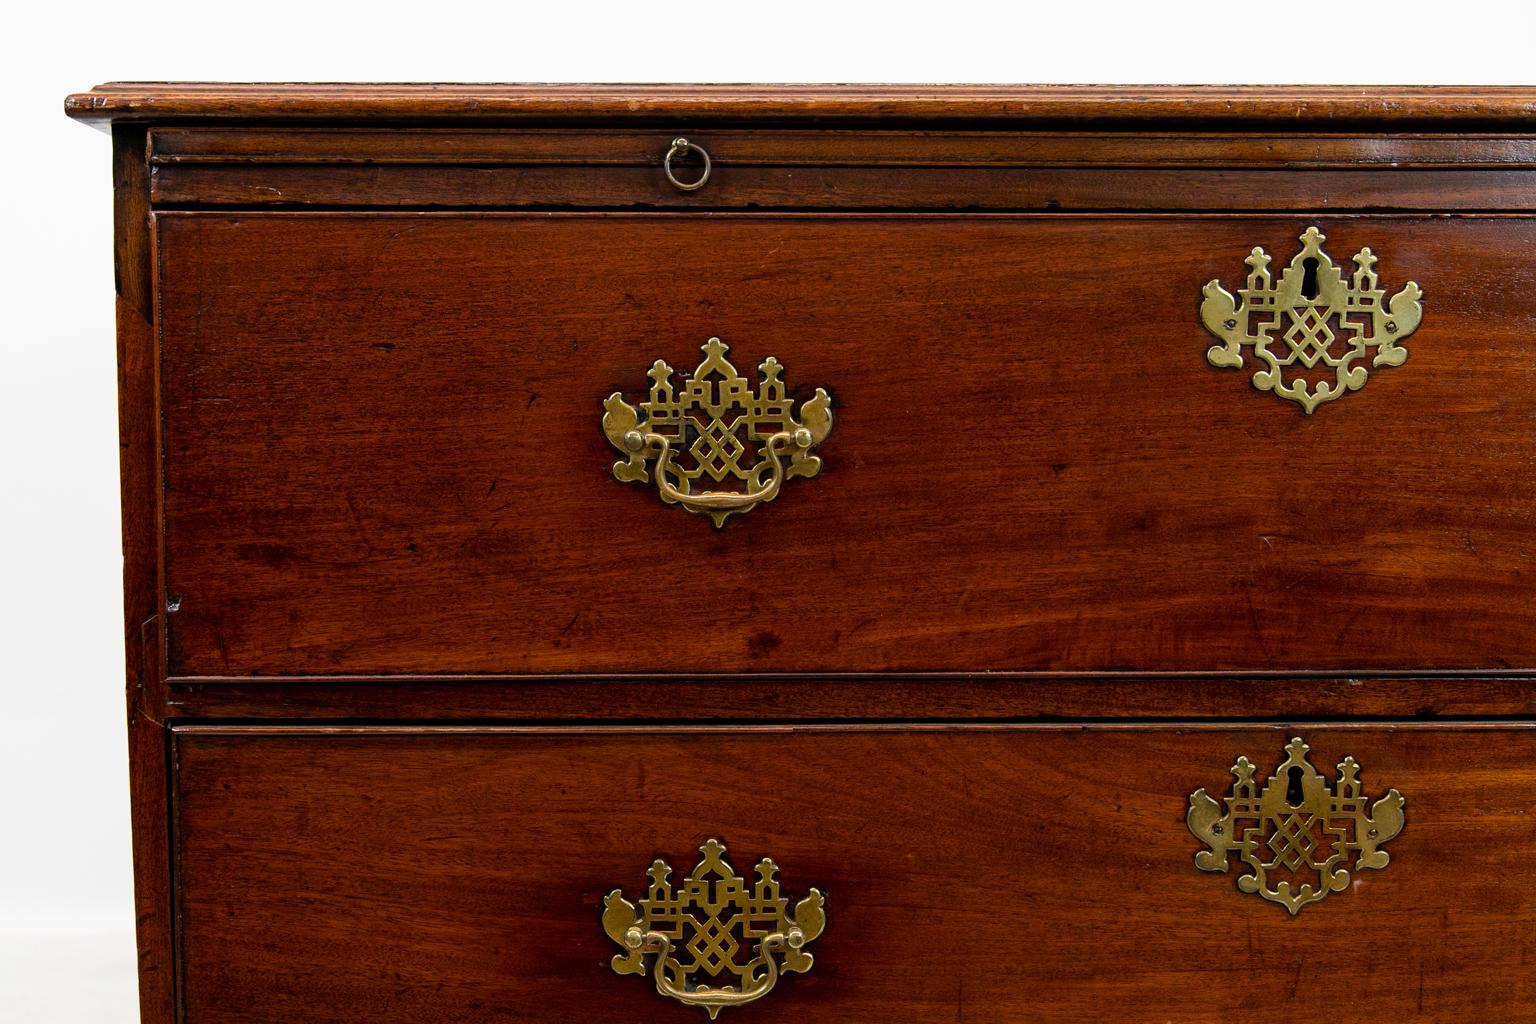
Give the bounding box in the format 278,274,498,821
146,127,1536,167
111,124,176,1024
172,724,1536,1023
164,674,1536,721
64,83,1536,128
147,164,1536,211
144,127,1536,211
156,212,1536,677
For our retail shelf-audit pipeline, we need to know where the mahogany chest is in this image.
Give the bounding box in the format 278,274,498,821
67,84,1536,1022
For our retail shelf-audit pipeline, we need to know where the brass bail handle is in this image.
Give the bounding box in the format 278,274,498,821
603,839,826,1018
664,136,711,191
602,337,834,527
635,429,812,515
620,926,797,1017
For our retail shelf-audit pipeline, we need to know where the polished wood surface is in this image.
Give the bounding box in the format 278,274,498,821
64,83,1536,127
173,725,1536,1023
145,128,1536,167
145,127,1536,210
111,123,176,1024
163,674,1536,721
150,164,1536,210
158,213,1536,677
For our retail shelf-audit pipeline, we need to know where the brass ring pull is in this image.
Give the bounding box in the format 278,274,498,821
603,337,833,527
663,136,711,191
604,840,826,1018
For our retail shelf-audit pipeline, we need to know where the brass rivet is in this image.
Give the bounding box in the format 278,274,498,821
623,430,644,452
793,428,813,448
1223,318,1238,330
1384,321,1398,333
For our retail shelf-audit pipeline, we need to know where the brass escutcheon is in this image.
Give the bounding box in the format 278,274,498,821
1200,226,1424,413
1187,736,1406,914
603,839,826,1018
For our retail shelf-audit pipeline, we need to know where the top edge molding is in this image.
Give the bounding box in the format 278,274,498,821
65,83,1536,131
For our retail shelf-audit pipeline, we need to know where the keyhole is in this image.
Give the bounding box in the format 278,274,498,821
1286,766,1306,807
1299,257,1320,300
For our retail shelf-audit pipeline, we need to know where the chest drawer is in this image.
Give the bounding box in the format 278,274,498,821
174,724,1536,1023
143,126,1536,211
158,212,1536,677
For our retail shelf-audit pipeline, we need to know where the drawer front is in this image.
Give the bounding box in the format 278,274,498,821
173,725,1536,1022
157,213,1536,676
145,127,1536,211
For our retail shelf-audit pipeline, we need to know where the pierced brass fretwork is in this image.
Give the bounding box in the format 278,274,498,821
602,338,833,527
1187,737,1406,914
1200,226,1424,413
603,839,826,1017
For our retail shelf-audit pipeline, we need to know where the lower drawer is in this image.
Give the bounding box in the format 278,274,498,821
173,725,1536,1022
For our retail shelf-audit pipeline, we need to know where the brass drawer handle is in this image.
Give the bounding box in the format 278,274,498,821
602,338,833,527
603,839,827,1018
647,428,800,515
664,136,711,191
1187,737,1405,915
1200,226,1423,413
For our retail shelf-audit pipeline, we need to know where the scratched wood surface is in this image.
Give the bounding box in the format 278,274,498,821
148,163,1536,210
156,213,1536,677
161,674,1536,721
142,128,1536,210
143,128,1536,166
107,125,177,1024
63,82,1536,127
173,725,1536,1024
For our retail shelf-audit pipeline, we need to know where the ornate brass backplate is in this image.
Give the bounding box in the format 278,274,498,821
1187,737,1405,914
603,839,826,1017
602,338,832,527
1200,226,1423,413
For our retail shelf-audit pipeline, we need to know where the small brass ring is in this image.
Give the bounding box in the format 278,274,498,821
663,137,711,192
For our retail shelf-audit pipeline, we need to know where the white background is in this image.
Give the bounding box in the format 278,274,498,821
3,0,1533,1019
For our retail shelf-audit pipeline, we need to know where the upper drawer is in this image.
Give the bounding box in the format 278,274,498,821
157,212,1536,677
146,128,1536,210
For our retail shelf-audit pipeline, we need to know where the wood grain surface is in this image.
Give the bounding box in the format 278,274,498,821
143,128,1536,210
144,128,1536,167
149,164,1536,211
161,674,1536,721
172,724,1536,1024
64,83,1536,128
110,125,177,1024
156,212,1536,677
